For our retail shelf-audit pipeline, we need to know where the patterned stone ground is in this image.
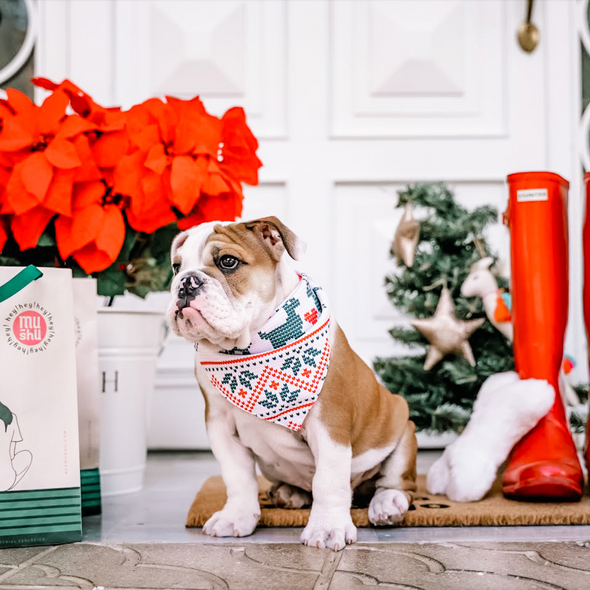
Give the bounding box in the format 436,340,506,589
0,541,589,589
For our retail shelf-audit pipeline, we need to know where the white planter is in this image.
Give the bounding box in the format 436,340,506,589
416,430,458,449
97,309,164,496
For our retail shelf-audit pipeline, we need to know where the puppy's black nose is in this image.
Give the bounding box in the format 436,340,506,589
176,275,204,310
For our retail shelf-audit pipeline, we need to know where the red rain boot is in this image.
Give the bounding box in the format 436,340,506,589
583,172,590,474
502,172,583,501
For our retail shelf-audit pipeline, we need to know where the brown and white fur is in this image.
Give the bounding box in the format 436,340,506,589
167,217,417,552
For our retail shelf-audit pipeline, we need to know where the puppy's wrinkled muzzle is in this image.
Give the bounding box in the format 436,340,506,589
176,274,204,313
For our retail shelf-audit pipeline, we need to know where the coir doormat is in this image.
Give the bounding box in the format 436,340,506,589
186,475,590,528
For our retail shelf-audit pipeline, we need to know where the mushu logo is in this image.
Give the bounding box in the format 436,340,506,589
14,312,46,345
3,303,55,355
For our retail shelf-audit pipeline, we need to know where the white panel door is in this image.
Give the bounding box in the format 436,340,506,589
332,0,507,138
37,0,583,449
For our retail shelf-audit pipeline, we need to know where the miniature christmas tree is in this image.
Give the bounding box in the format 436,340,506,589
374,183,514,433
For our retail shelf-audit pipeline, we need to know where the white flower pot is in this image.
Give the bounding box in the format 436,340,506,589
97,309,165,496
416,430,458,449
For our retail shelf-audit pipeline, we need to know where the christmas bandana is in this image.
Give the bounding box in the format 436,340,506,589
198,274,331,431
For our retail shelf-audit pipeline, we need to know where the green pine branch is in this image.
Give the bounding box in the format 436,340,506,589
375,183,515,433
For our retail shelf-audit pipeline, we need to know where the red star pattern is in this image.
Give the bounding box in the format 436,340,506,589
302,368,311,378
269,381,279,390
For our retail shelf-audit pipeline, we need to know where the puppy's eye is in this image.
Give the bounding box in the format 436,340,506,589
172,263,181,275
218,255,240,271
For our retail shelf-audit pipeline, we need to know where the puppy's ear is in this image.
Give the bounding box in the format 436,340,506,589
171,231,189,261
243,216,306,261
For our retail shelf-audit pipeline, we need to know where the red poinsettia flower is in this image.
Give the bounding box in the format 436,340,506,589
0,215,8,253
165,96,259,210
33,77,129,180
54,180,126,273
0,164,9,252
11,206,55,251
1,77,262,275
219,107,262,186
33,77,113,128
166,95,222,158
114,149,177,234
112,100,179,231
116,96,221,221
116,95,261,234
176,192,244,231
0,89,100,251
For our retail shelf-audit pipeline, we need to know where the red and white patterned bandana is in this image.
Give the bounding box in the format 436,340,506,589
198,274,331,431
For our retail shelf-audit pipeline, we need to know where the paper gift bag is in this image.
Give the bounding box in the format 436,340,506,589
72,278,101,516
0,266,82,547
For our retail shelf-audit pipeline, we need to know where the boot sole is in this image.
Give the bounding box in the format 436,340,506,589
503,477,583,502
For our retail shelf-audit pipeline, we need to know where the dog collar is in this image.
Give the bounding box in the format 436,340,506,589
197,274,331,431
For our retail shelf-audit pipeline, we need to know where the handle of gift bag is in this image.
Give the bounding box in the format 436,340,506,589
0,265,43,303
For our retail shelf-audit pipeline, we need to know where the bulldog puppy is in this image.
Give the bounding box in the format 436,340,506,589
167,217,417,551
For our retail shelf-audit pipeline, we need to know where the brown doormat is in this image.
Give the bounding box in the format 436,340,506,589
186,475,590,528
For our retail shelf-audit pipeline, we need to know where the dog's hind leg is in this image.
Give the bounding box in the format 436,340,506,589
267,482,312,509
368,420,417,526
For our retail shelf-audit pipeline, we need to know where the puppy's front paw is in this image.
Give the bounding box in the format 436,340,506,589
300,513,357,551
368,489,409,526
202,508,260,538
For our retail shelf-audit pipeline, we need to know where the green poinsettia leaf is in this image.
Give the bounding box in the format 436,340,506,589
125,284,152,299
151,224,180,263
0,256,21,267
37,232,56,247
96,264,126,298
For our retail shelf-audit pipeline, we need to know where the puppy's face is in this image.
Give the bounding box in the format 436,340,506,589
167,217,304,348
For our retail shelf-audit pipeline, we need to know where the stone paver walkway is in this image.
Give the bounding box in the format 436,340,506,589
0,541,589,589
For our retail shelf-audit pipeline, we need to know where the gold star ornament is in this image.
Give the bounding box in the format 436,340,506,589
410,287,485,371
391,203,420,267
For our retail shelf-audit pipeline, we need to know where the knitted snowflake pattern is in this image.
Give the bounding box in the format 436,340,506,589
198,275,331,431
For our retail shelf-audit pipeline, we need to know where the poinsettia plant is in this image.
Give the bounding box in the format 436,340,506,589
0,78,261,297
